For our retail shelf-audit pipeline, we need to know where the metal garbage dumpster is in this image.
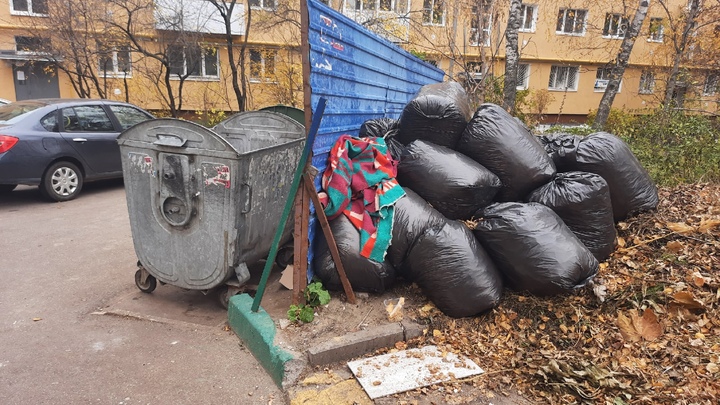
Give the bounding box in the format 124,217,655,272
118,112,305,306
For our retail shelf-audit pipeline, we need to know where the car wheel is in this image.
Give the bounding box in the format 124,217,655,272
40,161,83,202
0,184,17,193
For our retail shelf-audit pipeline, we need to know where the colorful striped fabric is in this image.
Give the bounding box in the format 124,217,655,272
318,135,405,262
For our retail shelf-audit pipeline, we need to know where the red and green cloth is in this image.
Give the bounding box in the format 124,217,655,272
318,135,405,262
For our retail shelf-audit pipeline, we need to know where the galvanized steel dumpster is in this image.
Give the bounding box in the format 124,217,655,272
118,112,304,305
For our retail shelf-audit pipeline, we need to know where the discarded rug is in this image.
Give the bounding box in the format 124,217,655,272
319,135,405,262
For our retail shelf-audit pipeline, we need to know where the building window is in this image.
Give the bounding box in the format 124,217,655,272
639,70,655,94
99,46,132,77
548,65,579,91
423,0,445,26
249,0,275,10
249,49,277,82
519,4,537,32
594,67,622,92
603,13,628,38
168,45,219,79
648,18,664,42
15,36,50,54
517,63,530,90
556,8,587,35
704,73,719,95
470,1,492,46
465,61,483,81
10,0,48,15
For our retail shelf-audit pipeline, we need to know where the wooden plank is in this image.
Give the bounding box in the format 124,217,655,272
303,173,357,304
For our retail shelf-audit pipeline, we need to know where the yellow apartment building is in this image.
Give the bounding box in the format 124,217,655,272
0,0,718,121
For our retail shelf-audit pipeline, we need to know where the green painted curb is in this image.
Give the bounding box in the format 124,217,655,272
227,293,295,387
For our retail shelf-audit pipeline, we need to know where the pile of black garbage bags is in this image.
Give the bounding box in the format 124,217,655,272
315,82,659,318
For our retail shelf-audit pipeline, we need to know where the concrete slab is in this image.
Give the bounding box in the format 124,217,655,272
347,345,484,399
104,284,227,328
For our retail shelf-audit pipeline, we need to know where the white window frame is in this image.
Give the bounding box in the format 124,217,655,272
470,14,492,47
99,47,132,78
249,49,278,83
168,45,220,81
9,0,48,16
603,13,628,39
469,1,492,47
465,61,483,81
594,67,622,92
422,0,445,26
556,8,587,36
703,72,718,96
517,63,530,90
519,4,537,33
639,70,655,94
548,65,579,91
648,17,664,42
249,0,275,11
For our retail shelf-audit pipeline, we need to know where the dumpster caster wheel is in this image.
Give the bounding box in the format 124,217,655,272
135,269,157,293
218,285,242,309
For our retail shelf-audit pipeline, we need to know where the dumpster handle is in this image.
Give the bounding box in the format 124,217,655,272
153,134,187,148
251,98,326,312
240,183,252,214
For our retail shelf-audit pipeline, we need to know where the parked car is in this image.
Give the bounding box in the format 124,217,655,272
0,99,154,201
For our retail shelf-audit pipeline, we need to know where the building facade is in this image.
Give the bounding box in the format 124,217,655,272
1,0,718,120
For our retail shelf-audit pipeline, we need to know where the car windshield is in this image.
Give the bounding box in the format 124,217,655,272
0,102,46,124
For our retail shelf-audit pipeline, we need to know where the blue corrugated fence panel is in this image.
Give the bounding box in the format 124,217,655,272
306,0,445,281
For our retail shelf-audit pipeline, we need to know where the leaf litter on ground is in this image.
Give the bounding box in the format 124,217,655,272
398,183,720,404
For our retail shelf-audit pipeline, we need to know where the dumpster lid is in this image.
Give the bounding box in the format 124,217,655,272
118,118,241,155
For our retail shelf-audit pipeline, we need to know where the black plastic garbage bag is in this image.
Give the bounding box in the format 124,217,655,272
397,140,501,220
397,81,472,149
402,220,503,318
457,103,556,202
542,132,658,221
474,202,598,296
314,214,396,293
527,172,617,261
386,189,447,271
359,117,404,161
537,133,584,172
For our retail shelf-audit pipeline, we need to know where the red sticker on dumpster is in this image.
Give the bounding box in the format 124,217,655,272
204,165,231,189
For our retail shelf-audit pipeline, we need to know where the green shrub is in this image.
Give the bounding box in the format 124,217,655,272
287,280,331,324
588,109,720,186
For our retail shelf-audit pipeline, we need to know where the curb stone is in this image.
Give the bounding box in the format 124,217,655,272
228,292,427,388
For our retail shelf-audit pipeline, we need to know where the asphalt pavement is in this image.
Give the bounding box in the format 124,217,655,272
0,181,284,404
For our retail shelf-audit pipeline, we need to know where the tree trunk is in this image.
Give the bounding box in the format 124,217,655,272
503,0,522,114
663,0,700,110
594,0,650,130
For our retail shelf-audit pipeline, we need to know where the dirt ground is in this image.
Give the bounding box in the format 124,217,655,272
252,267,429,353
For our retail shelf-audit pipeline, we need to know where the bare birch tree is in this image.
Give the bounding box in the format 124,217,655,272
502,0,521,113
593,0,650,129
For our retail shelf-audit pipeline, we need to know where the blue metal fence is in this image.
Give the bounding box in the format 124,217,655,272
307,0,445,279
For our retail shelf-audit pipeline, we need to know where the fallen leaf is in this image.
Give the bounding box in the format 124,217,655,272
617,236,626,248
617,312,641,342
672,291,705,310
698,218,720,233
707,363,719,374
617,309,662,342
665,240,684,253
691,273,706,288
666,222,694,233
